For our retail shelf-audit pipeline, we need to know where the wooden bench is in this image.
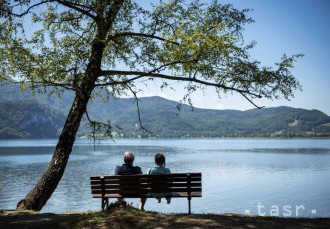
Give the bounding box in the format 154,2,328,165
90,173,202,214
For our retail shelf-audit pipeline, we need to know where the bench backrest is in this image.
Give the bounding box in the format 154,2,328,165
90,173,202,197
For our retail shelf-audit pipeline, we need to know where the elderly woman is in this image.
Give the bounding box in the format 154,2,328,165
148,153,172,204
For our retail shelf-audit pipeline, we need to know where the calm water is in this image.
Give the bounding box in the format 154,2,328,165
0,138,330,217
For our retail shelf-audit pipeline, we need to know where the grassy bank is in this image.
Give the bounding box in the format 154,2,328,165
1,205,329,229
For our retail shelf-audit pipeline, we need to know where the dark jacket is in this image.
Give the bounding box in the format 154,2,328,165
115,164,143,175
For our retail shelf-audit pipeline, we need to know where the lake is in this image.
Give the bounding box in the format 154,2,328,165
0,138,330,217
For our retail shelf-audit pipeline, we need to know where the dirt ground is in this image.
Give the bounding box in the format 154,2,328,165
1,205,329,229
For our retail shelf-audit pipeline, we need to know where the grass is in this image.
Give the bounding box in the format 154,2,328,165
1,205,329,229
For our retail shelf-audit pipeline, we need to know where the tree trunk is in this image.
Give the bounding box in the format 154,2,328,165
16,93,89,210
16,41,105,211
16,0,125,211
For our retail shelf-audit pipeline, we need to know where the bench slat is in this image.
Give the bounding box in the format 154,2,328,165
92,192,202,198
91,178,201,186
91,182,202,190
91,187,202,195
91,174,200,180
99,173,201,179
104,177,201,183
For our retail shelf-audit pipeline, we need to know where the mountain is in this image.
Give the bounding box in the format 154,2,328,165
0,99,66,138
103,97,330,138
0,84,330,138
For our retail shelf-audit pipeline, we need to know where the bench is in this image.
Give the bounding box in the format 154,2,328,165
90,173,202,214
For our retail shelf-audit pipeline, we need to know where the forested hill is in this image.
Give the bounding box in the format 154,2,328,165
0,100,65,138
0,84,330,138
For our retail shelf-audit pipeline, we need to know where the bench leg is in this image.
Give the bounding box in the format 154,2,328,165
101,198,109,210
188,197,191,214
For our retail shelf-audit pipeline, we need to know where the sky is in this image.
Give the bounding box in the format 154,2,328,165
137,0,330,115
11,0,330,115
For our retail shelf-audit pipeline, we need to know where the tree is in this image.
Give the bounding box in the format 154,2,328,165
0,0,301,211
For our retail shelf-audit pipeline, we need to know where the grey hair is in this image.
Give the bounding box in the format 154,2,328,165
124,151,135,165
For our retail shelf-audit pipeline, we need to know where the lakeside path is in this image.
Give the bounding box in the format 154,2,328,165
1,206,330,229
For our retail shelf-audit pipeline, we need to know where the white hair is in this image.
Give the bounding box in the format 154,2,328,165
124,151,135,165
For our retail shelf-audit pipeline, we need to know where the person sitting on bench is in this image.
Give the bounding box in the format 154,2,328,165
115,151,146,210
147,153,172,204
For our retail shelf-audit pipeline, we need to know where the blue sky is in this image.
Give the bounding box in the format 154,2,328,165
139,0,330,115
15,0,330,115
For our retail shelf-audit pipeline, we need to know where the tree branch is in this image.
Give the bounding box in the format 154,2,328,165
55,0,96,20
239,92,264,109
85,109,116,147
85,109,99,148
127,85,154,135
6,1,51,17
98,70,262,98
107,32,180,45
2,79,76,91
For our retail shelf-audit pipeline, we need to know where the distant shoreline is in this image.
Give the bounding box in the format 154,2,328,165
1,135,330,141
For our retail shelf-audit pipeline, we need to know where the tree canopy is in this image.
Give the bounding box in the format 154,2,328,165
1,0,301,105
0,0,302,211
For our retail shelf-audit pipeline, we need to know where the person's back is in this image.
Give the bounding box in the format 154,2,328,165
148,165,170,175
115,163,142,175
115,151,145,209
148,153,171,204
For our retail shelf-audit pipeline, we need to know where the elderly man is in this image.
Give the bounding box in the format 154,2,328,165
115,151,146,210
115,151,142,175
